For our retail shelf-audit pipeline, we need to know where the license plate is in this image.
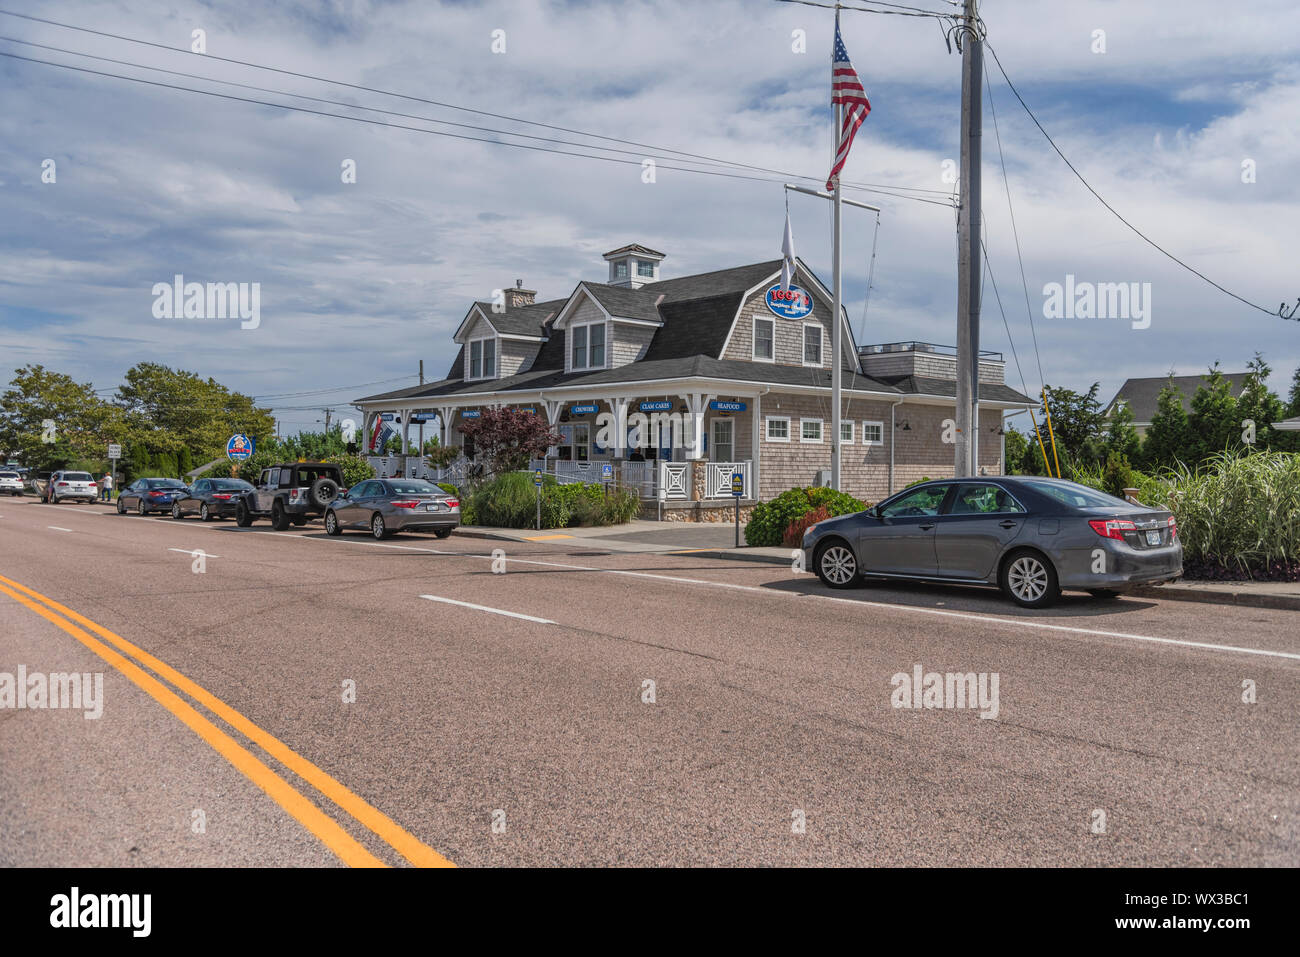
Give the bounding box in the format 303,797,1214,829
1145,529,1161,545
425,503,440,512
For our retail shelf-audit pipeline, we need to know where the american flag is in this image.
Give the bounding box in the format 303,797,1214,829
827,13,872,191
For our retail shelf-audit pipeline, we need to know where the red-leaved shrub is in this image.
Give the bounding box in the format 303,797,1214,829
782,505,832,548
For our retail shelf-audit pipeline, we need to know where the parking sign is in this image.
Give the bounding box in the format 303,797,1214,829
534,469,543,487
601,463,613,480
107,443,121,459
730,472,744,497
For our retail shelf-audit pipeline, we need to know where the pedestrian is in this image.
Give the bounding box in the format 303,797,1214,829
101,471,113,501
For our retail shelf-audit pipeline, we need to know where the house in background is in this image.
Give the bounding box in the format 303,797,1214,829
356,244,1035,519
1103,372,1251,437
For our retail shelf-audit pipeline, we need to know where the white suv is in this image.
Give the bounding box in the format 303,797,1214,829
0,470,23,496
46,470,99,503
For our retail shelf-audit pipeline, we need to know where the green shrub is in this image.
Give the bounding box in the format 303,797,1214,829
323,454,374,489
745,487,868,546
1101,452,1134,499
465,472,640,529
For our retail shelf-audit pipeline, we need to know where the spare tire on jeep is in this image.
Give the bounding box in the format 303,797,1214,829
310,477,340,508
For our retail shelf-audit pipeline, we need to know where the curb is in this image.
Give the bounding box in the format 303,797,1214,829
1126,584,1300,612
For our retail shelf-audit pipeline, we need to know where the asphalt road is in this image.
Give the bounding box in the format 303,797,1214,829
1,495,1296,867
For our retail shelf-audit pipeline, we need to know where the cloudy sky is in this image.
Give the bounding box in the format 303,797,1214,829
1,0,1297,433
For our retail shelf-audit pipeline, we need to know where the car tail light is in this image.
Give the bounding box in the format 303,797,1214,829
212,493,232,500
56,482,68,487
445,499,459,508
289,489,301,502
88,482,97,488
148,490,167,498
1167,515,1177,540
390,500,420,509
1088,518,1136,540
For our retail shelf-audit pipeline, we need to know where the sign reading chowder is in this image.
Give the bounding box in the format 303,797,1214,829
765,284,813,320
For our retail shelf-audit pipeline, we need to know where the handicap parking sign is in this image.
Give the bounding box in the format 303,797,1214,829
601,463,613,479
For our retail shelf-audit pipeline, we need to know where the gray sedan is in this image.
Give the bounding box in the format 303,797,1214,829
801,477,1182,608
324,478,461,540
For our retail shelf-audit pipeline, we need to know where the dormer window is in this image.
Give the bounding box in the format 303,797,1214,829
570,322,606,370
469,336,496,379
636,260,655,279
615,262,629,280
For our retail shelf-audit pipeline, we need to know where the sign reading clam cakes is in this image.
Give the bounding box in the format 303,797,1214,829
764,283,813,320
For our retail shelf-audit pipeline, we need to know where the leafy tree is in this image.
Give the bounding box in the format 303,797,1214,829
1003,426,1029,473
1285,366,1300,418
1143,379,1193,469
0,364,123,471
1102,452,1135,499
459,408,560,475
1032,383,1105,476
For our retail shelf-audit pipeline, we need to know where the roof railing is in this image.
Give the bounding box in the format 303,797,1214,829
858,340,1003,361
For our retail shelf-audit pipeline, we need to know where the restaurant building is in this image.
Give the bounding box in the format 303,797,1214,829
355,244,1035,519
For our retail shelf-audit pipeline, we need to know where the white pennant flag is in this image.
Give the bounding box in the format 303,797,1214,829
780,212,796,291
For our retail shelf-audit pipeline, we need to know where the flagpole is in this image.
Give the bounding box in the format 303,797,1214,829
831,99,843,492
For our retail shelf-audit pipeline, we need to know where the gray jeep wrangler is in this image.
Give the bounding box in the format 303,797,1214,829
235,462,344,530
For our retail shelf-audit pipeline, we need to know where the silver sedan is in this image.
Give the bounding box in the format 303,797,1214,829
801,477,1182,608
324,478,461,540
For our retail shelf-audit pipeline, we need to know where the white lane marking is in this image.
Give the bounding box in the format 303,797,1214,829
419,594,555,624
47,526,73,532
34,504,1298,663
168,547,220,558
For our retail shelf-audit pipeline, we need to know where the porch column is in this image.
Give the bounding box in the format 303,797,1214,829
751,392,762,499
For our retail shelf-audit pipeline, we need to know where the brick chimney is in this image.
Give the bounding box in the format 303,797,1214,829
505,279,536,308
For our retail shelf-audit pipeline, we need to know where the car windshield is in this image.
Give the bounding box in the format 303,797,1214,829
146,478,187,488
63,472,93,482
387,480,442,495
1022,480,1128,509
212,480,253,490
0,472,18,478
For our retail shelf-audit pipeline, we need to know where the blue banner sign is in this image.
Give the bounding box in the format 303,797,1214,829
570,404,599,415
764,283,814,320
639,400,674,412
461,410,481,419
380,413,395,421
709,400,747,413
409,412,438,422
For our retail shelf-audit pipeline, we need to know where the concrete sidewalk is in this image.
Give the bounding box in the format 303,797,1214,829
456,521,1300,611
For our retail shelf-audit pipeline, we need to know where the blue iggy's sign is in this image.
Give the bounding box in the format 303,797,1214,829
764,283,814,320
226,434,254,461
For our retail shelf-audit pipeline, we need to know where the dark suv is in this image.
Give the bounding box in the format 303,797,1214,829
235,462,344,530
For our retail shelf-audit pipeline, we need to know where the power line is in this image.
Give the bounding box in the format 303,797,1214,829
984,42,1293,322
0,48,954,206
0,8,951,204
984,57,1046,394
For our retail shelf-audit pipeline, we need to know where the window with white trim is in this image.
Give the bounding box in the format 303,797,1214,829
636,260,655,278
803,323,823,366
862,420,884,445
570,323,605,370
801,418,823,443
840,420,854,444
469,337,496,379
753,317,774,361
765,416,790,442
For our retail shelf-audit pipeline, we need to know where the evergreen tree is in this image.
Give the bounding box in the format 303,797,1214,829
1143,380,1193,469
1104,400,1142,465
1236,353,1286,451
1187,364,1239,463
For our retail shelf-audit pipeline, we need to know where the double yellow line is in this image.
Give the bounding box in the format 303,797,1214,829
0,573,454,868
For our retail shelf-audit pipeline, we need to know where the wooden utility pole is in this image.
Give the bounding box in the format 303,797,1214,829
954,0,982,478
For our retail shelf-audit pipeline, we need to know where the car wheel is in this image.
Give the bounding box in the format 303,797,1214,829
116,497,126,514
434,528,453,539
325,511,342,536
200,504,211,522
235,502,253,527
271,502,291,531
1001,550,1060,609
137,500,148,516
814,539,860,589
1088,588,1121,600
171,503,183,519
371,513,390,540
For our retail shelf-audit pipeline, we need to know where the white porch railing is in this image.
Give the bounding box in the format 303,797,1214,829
706,461,751,499
659,462,689,499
